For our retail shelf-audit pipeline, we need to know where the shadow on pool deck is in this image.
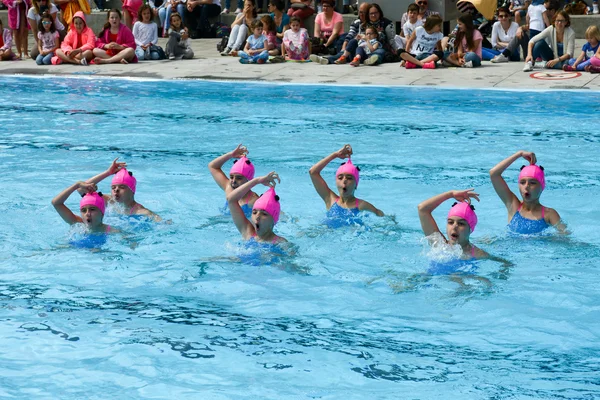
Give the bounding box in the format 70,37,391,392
1,37,600,90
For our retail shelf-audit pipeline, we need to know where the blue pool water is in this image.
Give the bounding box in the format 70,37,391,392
1,76,600,399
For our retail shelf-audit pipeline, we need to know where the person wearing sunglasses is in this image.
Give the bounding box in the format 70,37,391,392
400,0,439,34
482,7,519,61
27,0,66,59
523,10,575,71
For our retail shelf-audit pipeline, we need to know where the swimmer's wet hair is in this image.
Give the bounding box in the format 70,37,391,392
451,202,475,211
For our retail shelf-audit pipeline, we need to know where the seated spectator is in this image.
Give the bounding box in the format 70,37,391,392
399,14,443,69
54,0,90,27
133,4,161,60
400,0,439,33
28,0,66,59
287,0,314,28
220,0,256,55
165,12,194,59
564,25,600,71
54,11,95,64
92,9,137,64
268,0,288,40
35,11,60,65
349,24,380,66
509,0,529,24
239,20,268,63
396,3,423,50
122,0,143,29
0,17,17,60
312,0,344,55
159,0,186,38
482,7,519,61
362,3,396,65
523,10,575,71
148,0,165,23
2,0,31,59
445,14,482,67
261,14,279,55
281,15,309,61
185,0,221,39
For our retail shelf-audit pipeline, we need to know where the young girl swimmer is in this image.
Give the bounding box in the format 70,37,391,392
226,171,287,244
52,181,118,234
208,144,259,217
309,144,384,220
418,188,488,259
83,158,161,221
489,151,564,234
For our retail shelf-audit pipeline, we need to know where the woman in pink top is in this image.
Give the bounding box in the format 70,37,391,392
93,9,137,64
313,0,343,53
445,14,482,67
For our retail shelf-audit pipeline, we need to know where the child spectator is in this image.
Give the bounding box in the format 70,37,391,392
526,0,550,39
396,3,423,50
158,0,186,38
2,0,31,59
165,12,193,59
93,9,137,64
133,4,160,60
445,14,483,67
0,18,16,60
400,14,443,68
282,16,309,61
350,25,381,66
239,19,268,64
261,14,279,55
563,25,600,71
36,11,59,64
54,11,95,65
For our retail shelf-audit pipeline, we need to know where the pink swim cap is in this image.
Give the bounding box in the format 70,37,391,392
519,165,545,190
447,202,478,233
336,159,360,187
111,168,137,194
252,187,281,224
80,192,106,215
229,156,255,181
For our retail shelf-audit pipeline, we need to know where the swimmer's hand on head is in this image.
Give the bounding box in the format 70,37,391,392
78,157,127,197
208,144,252,192
450,188,480,204
76,181,99,196
257,171,281,188
106,157,128,175
231,143,248,159
334,144,353,160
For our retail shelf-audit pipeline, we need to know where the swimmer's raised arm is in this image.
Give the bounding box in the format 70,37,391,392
81,158,127,200
418,189,479,238
309,144,352,207
52,181,96,225
208,144,248,192
489,150,536,211
227,172,280,239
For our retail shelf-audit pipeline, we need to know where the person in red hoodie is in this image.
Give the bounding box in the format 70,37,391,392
53,10,95,65
92,9,136,64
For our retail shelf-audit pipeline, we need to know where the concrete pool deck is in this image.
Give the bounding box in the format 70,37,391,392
1,37,599,90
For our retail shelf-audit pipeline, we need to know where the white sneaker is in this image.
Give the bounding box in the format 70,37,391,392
169,55,176,60
462,60,473,68
309,54,329,65
523,61,533,72
234,7,242,13
80,58,88,66
220,47,232,56
534,61,547,69
491,53,509,63
220,8,229,13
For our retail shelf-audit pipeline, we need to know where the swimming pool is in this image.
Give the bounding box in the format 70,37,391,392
1,76,599,399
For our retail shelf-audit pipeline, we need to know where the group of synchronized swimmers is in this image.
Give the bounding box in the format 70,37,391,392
51,145,565,268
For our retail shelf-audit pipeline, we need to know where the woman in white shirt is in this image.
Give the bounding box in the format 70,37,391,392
482,7,519,61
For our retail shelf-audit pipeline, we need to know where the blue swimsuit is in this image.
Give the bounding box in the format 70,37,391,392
508,205,550,235
324,198,363,228
238,235,284,266
70,225,111,249
427,247,478,275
